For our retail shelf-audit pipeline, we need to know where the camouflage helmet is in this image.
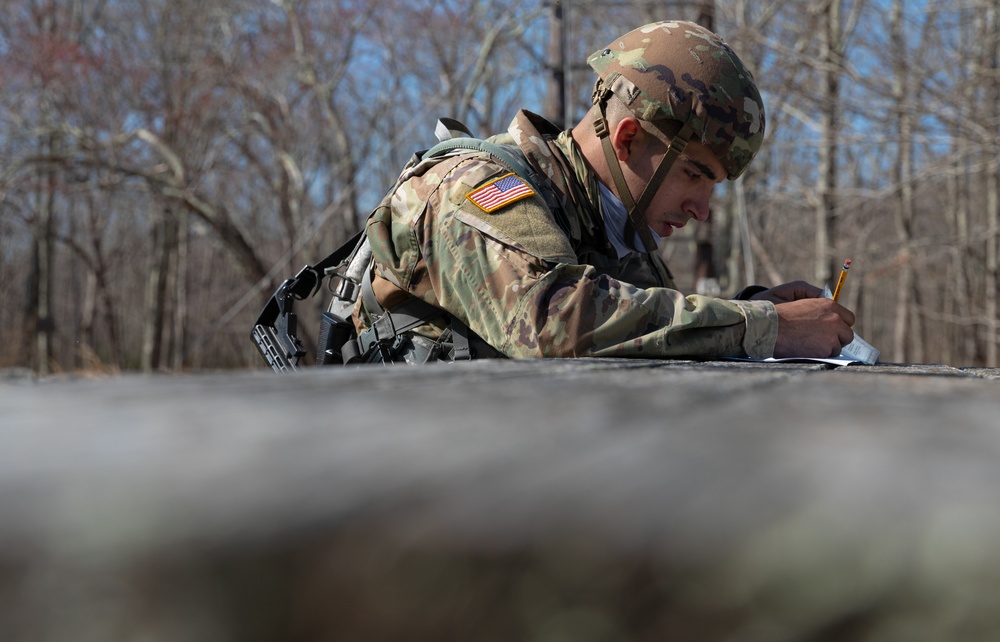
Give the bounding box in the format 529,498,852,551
587,20,765,179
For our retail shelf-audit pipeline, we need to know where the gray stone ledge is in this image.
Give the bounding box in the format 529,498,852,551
2,359,1000,641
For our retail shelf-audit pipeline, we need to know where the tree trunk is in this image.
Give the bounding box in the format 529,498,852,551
81,270,97,367
31,135,57,375
815,0,840,286
141,210,176,372
890,0,915,363
985,3,1000,367
545,0,566,129
951,12,976,365
171,210,189,371
986,169,998,366
89,193,123,369
943,166,960,365
694,1,721,294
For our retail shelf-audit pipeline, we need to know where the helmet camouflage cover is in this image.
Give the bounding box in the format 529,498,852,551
587,20,765,179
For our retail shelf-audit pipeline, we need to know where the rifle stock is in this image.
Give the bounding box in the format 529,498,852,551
250,280,306,373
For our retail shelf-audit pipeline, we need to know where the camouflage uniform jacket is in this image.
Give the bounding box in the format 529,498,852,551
357,110,778,359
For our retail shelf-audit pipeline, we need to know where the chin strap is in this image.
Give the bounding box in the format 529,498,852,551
593,86,695,253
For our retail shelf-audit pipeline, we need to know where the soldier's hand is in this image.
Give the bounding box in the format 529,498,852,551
750,280,823,304
773,298,856,359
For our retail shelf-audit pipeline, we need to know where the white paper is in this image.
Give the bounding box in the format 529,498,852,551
820,284,880,365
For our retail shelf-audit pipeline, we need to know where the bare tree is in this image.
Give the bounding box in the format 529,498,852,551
983,2,1000,366
814,0,864,285
4,0,1000,371
888,0,919,362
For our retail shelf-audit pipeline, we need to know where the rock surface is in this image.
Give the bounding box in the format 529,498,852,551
2,359,1000,641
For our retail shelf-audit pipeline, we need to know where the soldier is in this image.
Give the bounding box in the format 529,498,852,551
356,20,854,363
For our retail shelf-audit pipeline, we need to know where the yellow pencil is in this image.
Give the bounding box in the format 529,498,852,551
832,258,851,302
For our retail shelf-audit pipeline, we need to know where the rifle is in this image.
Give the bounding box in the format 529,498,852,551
250,231,367,373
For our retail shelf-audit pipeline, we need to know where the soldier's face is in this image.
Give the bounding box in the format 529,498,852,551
640,140,726,238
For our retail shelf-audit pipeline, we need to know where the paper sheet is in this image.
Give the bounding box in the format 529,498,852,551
820,284,880,365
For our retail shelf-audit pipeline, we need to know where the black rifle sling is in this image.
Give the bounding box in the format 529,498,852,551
278,229,365,305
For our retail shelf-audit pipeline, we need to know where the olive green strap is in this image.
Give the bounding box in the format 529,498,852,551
593,96,695,253
636,122,695,218
594,102,656,252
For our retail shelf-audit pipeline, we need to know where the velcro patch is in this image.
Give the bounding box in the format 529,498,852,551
465,173,535,213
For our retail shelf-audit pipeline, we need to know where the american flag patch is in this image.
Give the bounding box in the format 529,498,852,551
466,173,535,213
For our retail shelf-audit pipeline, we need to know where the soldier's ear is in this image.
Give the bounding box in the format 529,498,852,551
611,117,640,162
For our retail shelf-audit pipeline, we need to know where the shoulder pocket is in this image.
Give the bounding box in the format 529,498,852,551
455,194,575,263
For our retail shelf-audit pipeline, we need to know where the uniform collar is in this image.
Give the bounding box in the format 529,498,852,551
598,182,661,258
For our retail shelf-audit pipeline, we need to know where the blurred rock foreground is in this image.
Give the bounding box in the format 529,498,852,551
2,358,1000,641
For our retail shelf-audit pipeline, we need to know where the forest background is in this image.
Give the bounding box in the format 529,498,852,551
2,0,998,374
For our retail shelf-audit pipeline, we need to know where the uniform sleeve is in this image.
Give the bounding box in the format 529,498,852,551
617,250,677,290
374,156,779,360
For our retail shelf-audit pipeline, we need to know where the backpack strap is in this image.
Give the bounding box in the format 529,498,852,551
358,265,439,360
434,117,474,140
420,137,562,212
424,138,537,185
